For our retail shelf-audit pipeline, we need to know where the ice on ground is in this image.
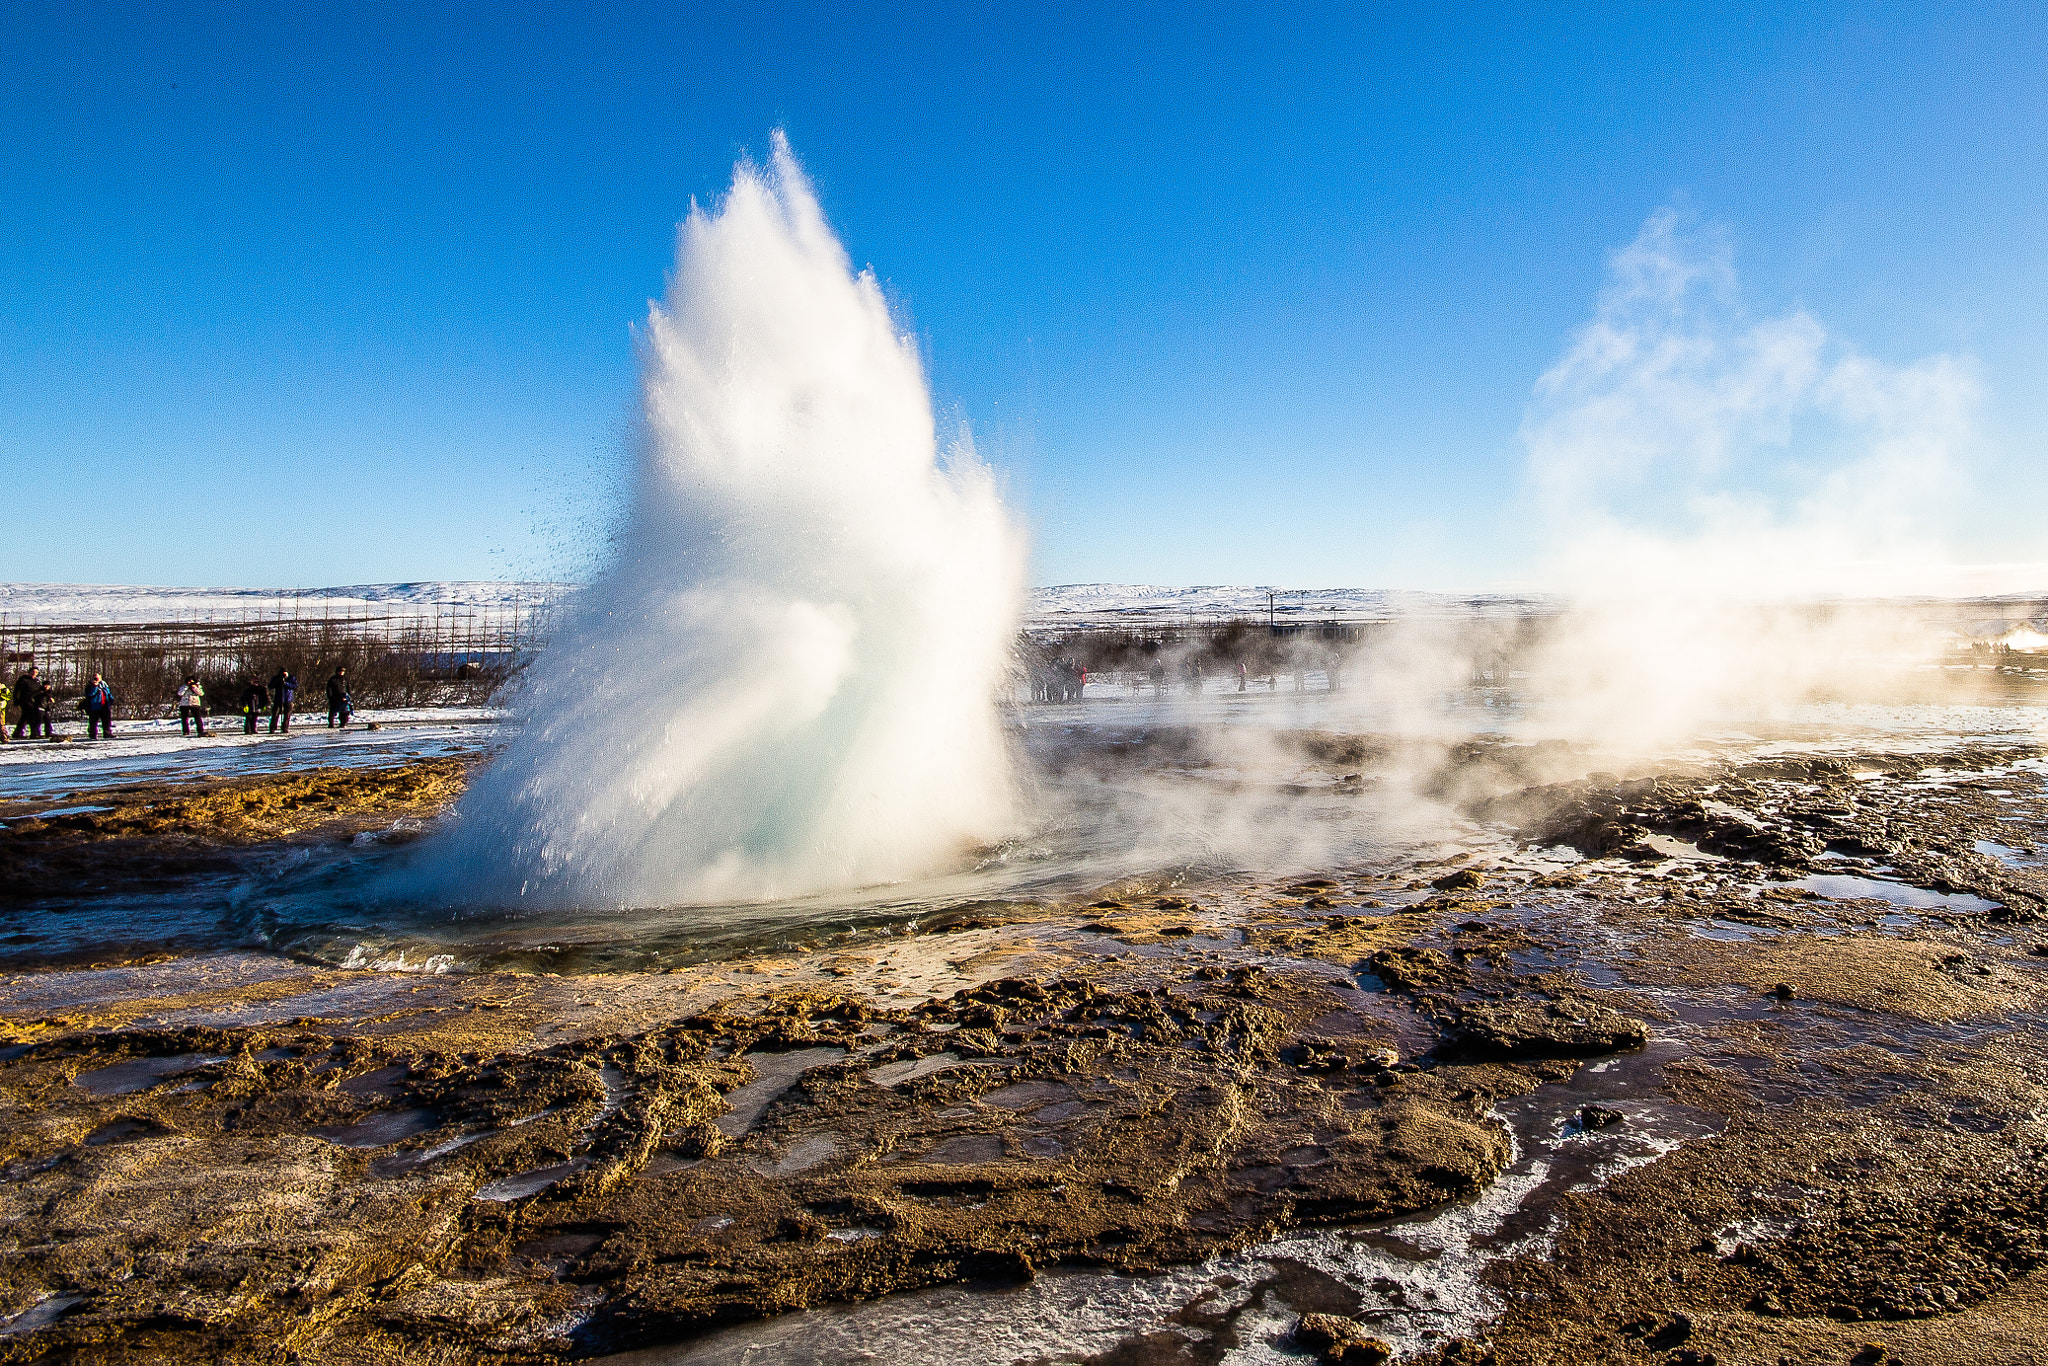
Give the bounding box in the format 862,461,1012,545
0,709,501,799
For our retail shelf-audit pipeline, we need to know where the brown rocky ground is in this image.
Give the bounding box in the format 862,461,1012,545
0,758,473,903
1,736,2047,1363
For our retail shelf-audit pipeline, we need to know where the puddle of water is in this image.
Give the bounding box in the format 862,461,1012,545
867,1052,966,1088
477,1160,587,1202
313,1108,439,1148
0,1293,83,1337
1691,919,1765,943
598,1064,631,1117
8,804,115,821
748,1134,843,1177
713,1046,847,1137
339,1064,411,1100
1975,838,2034,867
84,1118,163,1145
72,1053,228,1096
1637,834,1722,862
825,1226,885,1242
370,1127,497,1178
918,1133,1006,1165
1796,874,2002,913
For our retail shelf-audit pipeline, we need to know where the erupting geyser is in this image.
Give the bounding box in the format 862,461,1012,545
434,134,1024,908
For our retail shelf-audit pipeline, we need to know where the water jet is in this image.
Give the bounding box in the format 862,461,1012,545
431,134,1024,909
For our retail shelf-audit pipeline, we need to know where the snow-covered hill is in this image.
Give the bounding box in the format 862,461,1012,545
0,582,573,624
0,580,1556,628
9,580,2037,634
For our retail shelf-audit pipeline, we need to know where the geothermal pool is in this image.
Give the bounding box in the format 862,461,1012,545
6,692,1415,972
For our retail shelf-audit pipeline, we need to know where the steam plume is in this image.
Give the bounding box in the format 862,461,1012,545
1511,209,2006,744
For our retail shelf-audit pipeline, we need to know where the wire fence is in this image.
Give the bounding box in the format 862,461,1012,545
0,592,564,719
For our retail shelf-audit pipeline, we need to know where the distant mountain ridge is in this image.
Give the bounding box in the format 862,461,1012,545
1,580,1556,627
4,580,2042,629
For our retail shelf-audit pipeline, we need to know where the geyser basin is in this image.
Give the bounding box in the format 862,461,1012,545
10,692,2048,1365
428,133,1023,910
243,706,1423,977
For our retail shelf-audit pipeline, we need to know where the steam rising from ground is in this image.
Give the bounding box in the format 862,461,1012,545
1508,208,2018,747
436,135,1023,908
1105,209,2039,824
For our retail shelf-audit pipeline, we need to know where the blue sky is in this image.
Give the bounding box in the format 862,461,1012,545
4,3,2045,590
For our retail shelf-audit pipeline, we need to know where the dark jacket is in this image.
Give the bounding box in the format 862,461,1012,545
243,683,269,712
85,682,113,713
270,671,296,704
326,674,348,706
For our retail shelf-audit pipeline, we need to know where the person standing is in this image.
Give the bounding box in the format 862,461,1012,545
241,678,269,734
0,674,10,742
83,673,115,739
176,676,207,736
11,666,48,740
325,666,352,728
269,668,296,733
32,671,55,737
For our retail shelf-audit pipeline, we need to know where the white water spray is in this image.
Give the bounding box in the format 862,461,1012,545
436,134,1024,908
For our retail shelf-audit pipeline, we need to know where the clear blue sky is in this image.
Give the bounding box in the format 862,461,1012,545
4,3,2045,590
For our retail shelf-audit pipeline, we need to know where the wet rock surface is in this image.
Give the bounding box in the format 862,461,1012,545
0,955,1565,1360
0,758,472,905
1295,1311,1394,1363
1473,746,2048,920
4,730,2048,1362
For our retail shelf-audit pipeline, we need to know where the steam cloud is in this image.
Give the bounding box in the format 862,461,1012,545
1523,207,1980,600
1508,209,2013,745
